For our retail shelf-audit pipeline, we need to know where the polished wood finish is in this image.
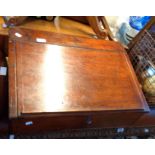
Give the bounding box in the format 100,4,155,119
0,16,114,57
9,28,149,126
9,28,123,52
0,16,97,57
0,17,154,134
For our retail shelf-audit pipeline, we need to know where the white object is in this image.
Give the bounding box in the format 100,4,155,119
123,23,139,44
9,134,15,139
117,128,124,133
2,23,7,28
25,121,33,126
144,128,149,133
36,38,47,43
105,16,128,39
15,32,22,38
105,16,139,45
0,67,7,76
147,67,155,76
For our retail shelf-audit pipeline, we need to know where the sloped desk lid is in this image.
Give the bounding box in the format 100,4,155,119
9,28,149,118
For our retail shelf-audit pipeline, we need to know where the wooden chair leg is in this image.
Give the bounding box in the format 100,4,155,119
86,16,108,39
86,16,114,40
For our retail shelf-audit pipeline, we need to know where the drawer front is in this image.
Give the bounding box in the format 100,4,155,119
10,112,143,134
11,115,88,134
90,112,142,128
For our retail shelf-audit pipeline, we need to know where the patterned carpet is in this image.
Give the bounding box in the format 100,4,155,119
1,127,155,139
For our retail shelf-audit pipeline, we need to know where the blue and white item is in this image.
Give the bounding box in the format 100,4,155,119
117,16,151,45
129,16,151,31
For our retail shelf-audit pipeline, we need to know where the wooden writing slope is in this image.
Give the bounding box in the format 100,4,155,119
8,28,149,133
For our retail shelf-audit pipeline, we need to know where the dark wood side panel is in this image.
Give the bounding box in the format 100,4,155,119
0,50,8,116
0,35,9,57
0,36,3,52
8,40,18,118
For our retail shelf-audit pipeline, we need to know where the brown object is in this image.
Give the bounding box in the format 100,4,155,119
128,17,155,106
8,28,149,133
87,16,114,40
65,16,114,40
134,108,155,127
9,29,149,133
8,28,149,116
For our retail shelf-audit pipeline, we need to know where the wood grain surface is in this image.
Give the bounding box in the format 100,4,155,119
8,28,149,119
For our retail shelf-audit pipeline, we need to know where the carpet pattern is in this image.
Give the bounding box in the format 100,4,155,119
1,127,155,139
